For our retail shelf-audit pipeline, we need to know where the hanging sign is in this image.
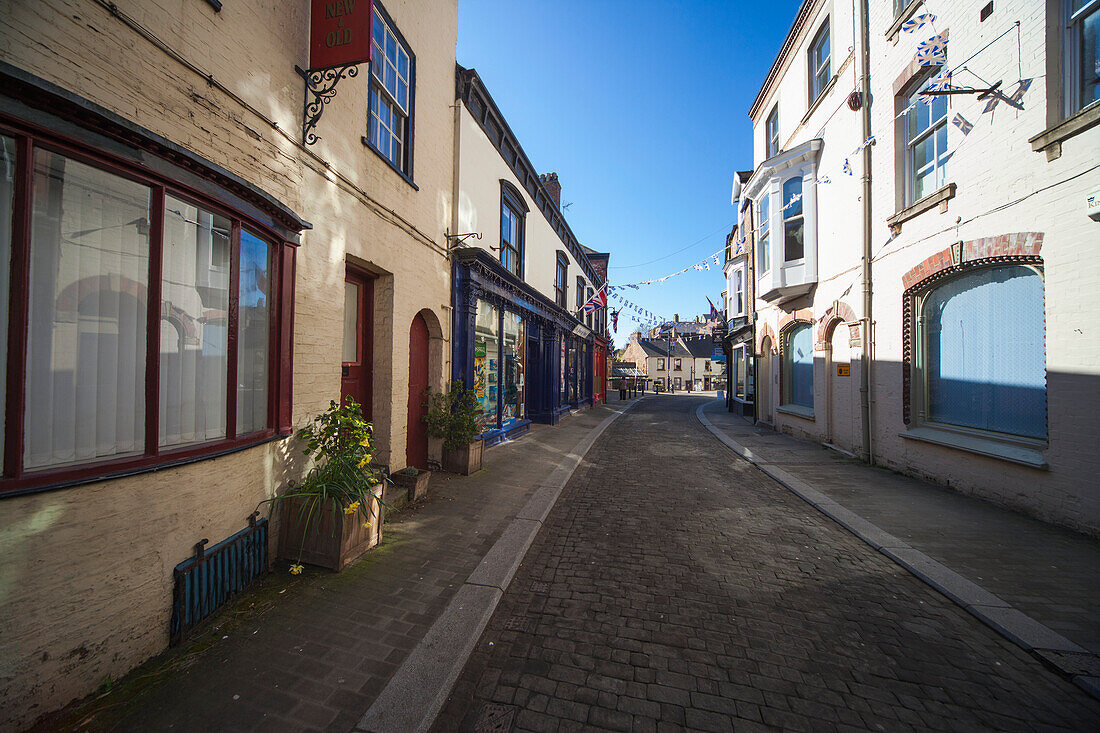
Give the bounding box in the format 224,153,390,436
310,0,373,70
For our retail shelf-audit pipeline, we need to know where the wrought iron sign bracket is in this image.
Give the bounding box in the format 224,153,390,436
295,64,360,145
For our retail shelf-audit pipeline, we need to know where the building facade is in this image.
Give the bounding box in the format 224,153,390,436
0,0,458,726
738,0,1100,535
451,67,608,444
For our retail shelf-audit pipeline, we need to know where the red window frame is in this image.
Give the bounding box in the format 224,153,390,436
0,117,296,495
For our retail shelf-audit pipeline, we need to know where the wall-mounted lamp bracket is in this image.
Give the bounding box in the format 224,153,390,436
444,230,483,250
296,64,360,145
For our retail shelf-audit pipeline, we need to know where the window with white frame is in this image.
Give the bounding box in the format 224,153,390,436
674,358,682,371
904,76,949,204
733,269,744,316
915,265,1046,440
766,105,780,158
782,323,814,410
368,4,413,176
782,177,804,262
756,196,771,275
657,358,665,370
1065,0,1100,116
808,18,831,105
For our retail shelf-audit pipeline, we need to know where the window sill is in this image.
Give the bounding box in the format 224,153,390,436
0,431,289,499
777,404,815,420
1028,102,1100,161
900,426,1048,469
802,75,839,126
361,136,419,191
886,0,923,41
886,183,956,230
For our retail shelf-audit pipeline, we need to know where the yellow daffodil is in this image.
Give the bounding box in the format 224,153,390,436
343,501,360,515
359,437,370,446
362,521,371,528
289,563,303,575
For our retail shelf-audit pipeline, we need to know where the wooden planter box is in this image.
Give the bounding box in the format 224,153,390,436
277,494,381,571
390,470,432,502
442,439,483,475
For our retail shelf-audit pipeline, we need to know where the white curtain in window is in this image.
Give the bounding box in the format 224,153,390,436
160,196,229,447
25,150,150,468
237,230,270,435
925,266,1046,438
0,136,14,468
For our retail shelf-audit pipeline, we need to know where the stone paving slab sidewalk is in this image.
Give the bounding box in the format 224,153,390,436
30,400,636,733
699,401,1100,697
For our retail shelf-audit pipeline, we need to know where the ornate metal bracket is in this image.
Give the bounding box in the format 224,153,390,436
295,64,360,146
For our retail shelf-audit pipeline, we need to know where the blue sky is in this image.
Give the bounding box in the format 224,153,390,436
457,0,803,347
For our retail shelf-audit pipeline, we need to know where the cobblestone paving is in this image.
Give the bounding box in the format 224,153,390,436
433,395,1100,732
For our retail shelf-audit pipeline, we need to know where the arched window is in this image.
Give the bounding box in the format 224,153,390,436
783,322,813,409
920,265,1046,439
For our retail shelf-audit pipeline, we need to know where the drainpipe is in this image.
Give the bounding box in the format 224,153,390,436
856,0,874,464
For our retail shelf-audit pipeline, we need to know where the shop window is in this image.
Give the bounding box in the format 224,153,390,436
474,300,500,432
1065,0,1100,117
808,18,831,105
502,312,525,429
782,323,814,410
904,75,949,205
915,265,1046,439
559,336,568,403
367,3,414,177
766,104,780,158
2,136,293,490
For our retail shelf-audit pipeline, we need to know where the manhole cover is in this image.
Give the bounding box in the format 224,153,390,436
475,703,516,732
530,581,550,594
503,616,531,632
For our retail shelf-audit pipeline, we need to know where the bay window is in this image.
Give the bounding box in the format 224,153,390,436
783,177,804,262
1,129,294,491
756,196,771,274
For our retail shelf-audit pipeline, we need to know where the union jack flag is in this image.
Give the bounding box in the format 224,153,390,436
581,286,607,314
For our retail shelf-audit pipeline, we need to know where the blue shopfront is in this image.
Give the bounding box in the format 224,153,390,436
452,248,594,446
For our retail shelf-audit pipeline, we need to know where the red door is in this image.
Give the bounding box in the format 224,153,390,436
341,271,374,420
406,313,430,470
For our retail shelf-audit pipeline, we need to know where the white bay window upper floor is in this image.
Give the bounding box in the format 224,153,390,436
745,139,822,304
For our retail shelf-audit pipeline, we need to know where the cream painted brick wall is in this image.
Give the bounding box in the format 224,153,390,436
0,0,458,726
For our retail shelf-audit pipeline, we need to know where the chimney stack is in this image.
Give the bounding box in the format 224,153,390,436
539,172,561,208
674,313,679,323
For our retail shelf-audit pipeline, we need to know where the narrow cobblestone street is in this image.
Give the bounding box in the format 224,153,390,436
433,395,1100,732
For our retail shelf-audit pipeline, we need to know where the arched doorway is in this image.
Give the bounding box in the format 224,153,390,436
758,336,773,424
827,321,856,452
406,313,430,470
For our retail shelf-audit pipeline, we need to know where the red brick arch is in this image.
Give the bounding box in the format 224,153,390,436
901,232,1043,291
816,300,857,343
755,323,777,355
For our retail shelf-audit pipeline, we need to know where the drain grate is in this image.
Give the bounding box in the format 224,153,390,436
503,616,531,632
474,703,517,732
530,581,550,594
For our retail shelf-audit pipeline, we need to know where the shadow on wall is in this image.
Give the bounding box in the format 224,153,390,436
754,354,1097,534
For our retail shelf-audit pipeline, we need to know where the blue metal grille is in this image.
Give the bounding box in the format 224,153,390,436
170,513,269,646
